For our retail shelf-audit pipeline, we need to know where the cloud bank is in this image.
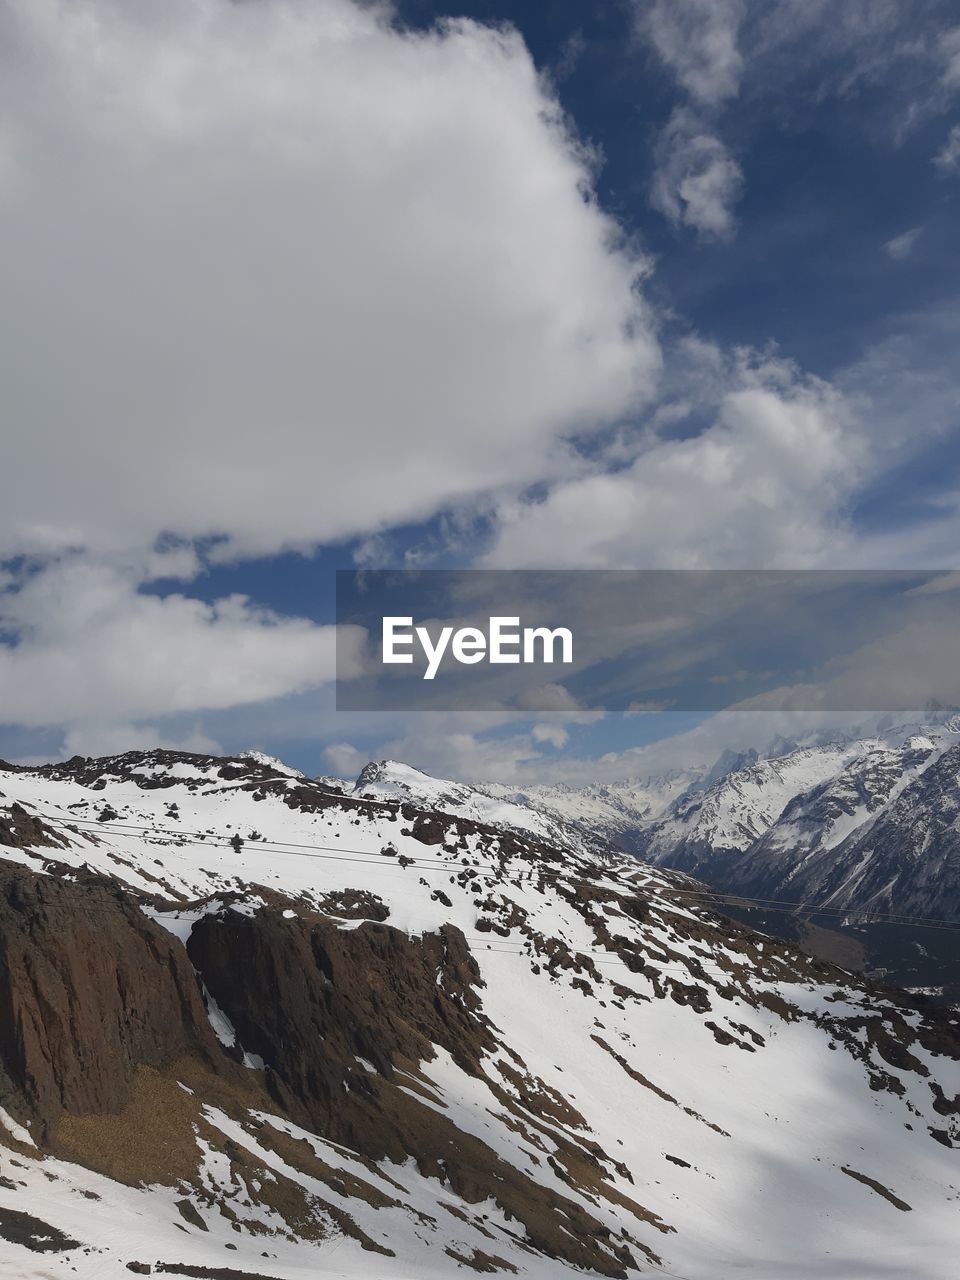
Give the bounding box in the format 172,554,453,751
0,555,358,733
0,0,658,563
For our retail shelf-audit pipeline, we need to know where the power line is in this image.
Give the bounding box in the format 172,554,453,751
14,805,960,935
28,809,650,884
8,809,957,986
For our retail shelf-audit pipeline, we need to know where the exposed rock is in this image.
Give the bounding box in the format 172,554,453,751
0,804,69,852
0,1205,80,1252
315,888,390,921
0,863,223,1134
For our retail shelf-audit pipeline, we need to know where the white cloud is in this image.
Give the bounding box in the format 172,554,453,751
835,304,960,455
640,2,960,140
484,348,861,569
0,555,359,729
322,741,369,780
60,722,223,760
638,0,960,240
514,683,594,714
884,226,923,260
651,109,743,238
331,726,549,784
500,707,866,786
2,0,953,773
935,123,960,172
0,0,658,564
626,699,675,715
531,722,569,749
768,643,960,717
321,705,882,787
318,699,603,783
642,0,745,106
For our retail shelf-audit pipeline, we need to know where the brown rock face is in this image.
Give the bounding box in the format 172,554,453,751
0,862,222,1133
187,912,494,1157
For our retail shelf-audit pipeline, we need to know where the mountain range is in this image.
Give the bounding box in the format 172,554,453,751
351,718,960,906
0,745,958,1278
352,715,960,983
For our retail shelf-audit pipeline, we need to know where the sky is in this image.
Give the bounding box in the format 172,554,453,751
1,0,959,783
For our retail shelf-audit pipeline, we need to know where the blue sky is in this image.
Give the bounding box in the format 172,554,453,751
0,0,959,782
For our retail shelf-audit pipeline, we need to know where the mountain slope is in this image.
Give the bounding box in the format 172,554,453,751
788,740,960,918
637,743,863,878
0,749,957,1279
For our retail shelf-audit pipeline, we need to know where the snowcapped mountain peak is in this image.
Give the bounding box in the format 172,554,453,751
239,749,305,778
353,758,435,796
698,746,759,790
348,758,588,848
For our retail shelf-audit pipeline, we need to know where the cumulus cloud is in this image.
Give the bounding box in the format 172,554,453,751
484,347,861,569
0,0,665,758
651,109,743,238
318,696,607,783
0,0,658,564
322,741,370,780
3,0,950,773
531,723,570,749
0,555,359,729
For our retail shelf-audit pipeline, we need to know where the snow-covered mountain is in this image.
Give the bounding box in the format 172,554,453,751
338,721,960,992
634,717,960,923
0,747,958,1279
343,715,960,928
351,758,585,845
351,758,700,853
479,772,699,847
638,741,865,873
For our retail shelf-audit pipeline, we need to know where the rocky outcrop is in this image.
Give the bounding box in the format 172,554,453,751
0,863,223,1135
187,911,494,1150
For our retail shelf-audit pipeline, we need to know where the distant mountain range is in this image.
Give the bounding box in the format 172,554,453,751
347,713,960,994
350,714,960,924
